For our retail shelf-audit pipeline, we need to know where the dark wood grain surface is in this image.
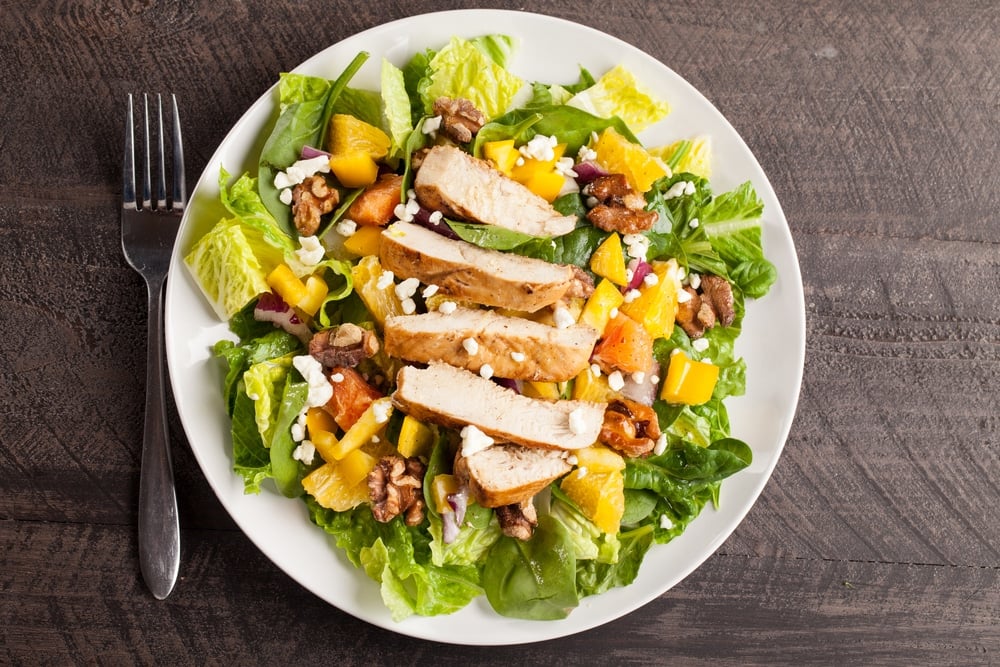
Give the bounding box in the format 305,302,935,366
2,0,998,664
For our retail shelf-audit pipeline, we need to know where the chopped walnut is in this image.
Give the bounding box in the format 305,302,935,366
676,275,735,338
495,499,538,541
368,455,427,526
600,398,661,458
584,174,658,233
432,97,486,144
308,323,379,369
292,174,339,236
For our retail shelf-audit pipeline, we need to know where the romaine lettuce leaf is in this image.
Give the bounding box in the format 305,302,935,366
243,353,294,444
421,36,524,120
380,58,413,159
566,64,671,132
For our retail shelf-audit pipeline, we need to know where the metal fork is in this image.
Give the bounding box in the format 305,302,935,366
121,93,185,600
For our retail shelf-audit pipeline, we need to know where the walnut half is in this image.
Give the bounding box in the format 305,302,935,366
584,174,658,234
600,398,662,458
368,455,427,526
495,499,538,541
432,97,486,144
292,174,339,236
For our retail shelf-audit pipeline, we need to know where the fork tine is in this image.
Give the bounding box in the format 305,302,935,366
141,94,152,210
123,94,137,210
154,94,167,210
170,94,186,212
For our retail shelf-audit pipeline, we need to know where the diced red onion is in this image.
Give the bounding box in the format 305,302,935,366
573,160,609,185
441,488,469,545
493,377,521,393
619,354,661,406
626,258,653,291
254,292,312,344
300,145,331,160
411,206,460,240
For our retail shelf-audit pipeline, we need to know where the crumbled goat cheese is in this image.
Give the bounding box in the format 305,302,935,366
577,145,598,163
631,371,646,385
608,370,625,391
554,157,577,178
609,307,619,319
376,270,395,291
438,300,457,315
394,277,420,300
692,337,710,353
370,435,380,444
291,412,307,442
653,433,668,456
401,297,416,315
371,400,391,424
335,218,357,237
479,364,494,380
330,372,345,383
689,217,700,229
292,441,316,465
623,289,641,303
422,284,439,298
568,408,589,435
279,188,293,205
650,374,660,385
293,355,333,407
689,273,701,290
520,134,558,162
658,513,674,530
462,337,480,355
553,306,576,329
623,233,650,261
643,272,660,287
460,424,494,457
567,454,579,465
664,180,694,200
296,235,325,266
677,289,692,304
510,351,526,362
428,210,443,224
590,363,602,377
422,115,442,135
273,155,331,191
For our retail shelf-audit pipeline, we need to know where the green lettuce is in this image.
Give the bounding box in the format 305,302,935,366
420,36,524,120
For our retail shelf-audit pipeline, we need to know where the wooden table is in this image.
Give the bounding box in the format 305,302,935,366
2,1,997,663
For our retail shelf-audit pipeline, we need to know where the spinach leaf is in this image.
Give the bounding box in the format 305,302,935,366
268,374,308,498
446,221,538,250
482,514,579,620
474,105,638,156
230,384,271,494
576,525,654,597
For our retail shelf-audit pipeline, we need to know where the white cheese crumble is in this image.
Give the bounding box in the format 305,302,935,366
375,270,395,291
438,300,457,315
296,235,326,266
568,408,588,435
622,233,650,261
653,433,668,456
650,374,660,385
623,289,641,303
643,272,660,287
335,218,357,237
394,277,420,300
422,115,442,135
479,363,494,380
292,441,316,465
462,337,480,355
688,273,701,290
510,351,526,363
664,180,695,200
460,424,494,457
553,306,576,329
609,307,619,319
692,337,710,353
577,145,598,163
330,372,345,383
658,513,674,530
273,155,331,191
292,355,333,407
608,370,625,391
631,371,646,385
371,400,391,425
689,217,700,229
520,134,558,162
401,297,416,315
677,289,693,304
279,188,293,205
554,157,577,178
590,363,602,377
291,411,307,442
422,284,439,298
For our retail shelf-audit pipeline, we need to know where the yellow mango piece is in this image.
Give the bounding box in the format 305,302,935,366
559,468,625,534
266,263,307,307
310,429,341,464
510,143,565,183
579,278,626,335
660,350,720,405
326,397,393,460
342,224,383,257
430,474,461,514
522,381,561,400
351,255,405,327
396,414,434,459
574,444,625,473
302,462,369,511
328,151,379,188
620,259,679,339
296,274,328,317
482,139,519,175
592,127,669,193
326,114,390,159
589,233,628,286
339,448,377,488
523,170,566,202
572,365,617,402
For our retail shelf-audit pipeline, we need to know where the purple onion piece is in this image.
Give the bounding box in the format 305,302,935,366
626,258,653,292
254,293,312,344
573,160,609,185
492,377,520,393
619,355,661,406
447,488,468,528
441,511,460,544
411,206,461,240
300,145,331,160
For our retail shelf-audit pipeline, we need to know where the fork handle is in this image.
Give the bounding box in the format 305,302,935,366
138,275,180,600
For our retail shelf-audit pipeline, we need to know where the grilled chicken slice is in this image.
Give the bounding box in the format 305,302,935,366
454,445,572,508
392,362,605,451
383,308,599,382
414,145,576,237
379,221,593,312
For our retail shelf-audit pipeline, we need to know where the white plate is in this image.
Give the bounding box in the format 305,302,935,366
165,9,805,645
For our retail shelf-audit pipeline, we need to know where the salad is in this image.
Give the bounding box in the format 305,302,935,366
183,33,777,621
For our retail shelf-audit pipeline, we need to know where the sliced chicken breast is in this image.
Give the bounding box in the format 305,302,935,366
392,362,605,451
379,221,593,312
414,145,576,237
454,445,572,508
384,308,599,381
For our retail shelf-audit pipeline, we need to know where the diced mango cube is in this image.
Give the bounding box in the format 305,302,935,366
430,474,461,514
660,350,720,405
339,448,377,488
580,278,626,335
342,224,383,257
523,170,566,202
396,414,434,459
559,468,625,534
482,139,519,175
266,263,307,307
296,274,329,317
589,233,628,286
329,152,379,188
572,365,617,402
522,381,561,400
620,259,678,339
